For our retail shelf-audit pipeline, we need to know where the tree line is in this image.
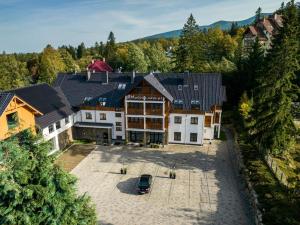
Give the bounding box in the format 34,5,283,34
0,19,242,91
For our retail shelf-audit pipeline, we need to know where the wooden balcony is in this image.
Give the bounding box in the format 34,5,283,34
146,123,163,130
127,108,144,115
127,122,144,129
146,118,163,130
145,108,163,115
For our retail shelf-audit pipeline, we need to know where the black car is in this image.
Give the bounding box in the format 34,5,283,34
137,174,152,194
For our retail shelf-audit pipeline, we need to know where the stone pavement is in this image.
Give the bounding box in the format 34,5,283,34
71,142,254,225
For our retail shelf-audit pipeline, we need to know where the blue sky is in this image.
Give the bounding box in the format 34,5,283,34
0,0,287,53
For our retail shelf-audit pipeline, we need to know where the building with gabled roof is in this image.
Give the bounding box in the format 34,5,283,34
54,72,226,145
0,92,42,140
87,59,113,73
243,13,283,53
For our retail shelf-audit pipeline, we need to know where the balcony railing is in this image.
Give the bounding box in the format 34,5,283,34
127,108,144,115
146,123,163,130
145,108,163,115
127,122,144,129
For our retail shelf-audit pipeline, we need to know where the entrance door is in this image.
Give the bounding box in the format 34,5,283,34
214,126,219,139
103,132,108,143
149,132,163,144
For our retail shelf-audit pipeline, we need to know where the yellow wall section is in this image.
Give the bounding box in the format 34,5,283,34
0,97,38,140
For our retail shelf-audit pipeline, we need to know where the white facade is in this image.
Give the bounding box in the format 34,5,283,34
75,110,125,140
42,114,74,154
168,114,205,145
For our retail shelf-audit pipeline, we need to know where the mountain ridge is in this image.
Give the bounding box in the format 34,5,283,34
141,13,271,40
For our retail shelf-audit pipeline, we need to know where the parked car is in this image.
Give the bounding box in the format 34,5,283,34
137,174,152,194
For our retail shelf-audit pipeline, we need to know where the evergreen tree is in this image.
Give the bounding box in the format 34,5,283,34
255,7,262,22
250,1,300,155
243,38,265,92
77,42,86,59
229,22,239,36
105,31,117,68
174,14,200,72
0,134,97,225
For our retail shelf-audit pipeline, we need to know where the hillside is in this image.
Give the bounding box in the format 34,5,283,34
142,13,271,40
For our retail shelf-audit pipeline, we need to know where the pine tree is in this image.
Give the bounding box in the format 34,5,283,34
0,133,97,225
250,1,300,155
243,38,265,92
229,22,239,36
174,14,200,72
255,7,262,22
104,31,117,67
77,42,86,59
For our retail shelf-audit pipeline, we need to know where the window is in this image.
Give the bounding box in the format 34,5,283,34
205,116,212,127
6,112,18,129
100,113,106,120
116,122,122,126
55,121,61,129
191,100,200,110
178,85,182,91
118,83,126,90
174,116,182,124
116,135,122,140
115,113,122,117
116,127,122,131
194,85,198,91
65,117,70,124
191,117,198,125
173,99,183,110
190,133,197,142
85,112,92,120
174,132,181,141
48,124,54,133
98,97,107,106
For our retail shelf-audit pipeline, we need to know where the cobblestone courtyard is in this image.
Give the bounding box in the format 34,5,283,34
71,141,253,225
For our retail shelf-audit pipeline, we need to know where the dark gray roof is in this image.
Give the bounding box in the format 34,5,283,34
54,72,145,108
144,74,173,102
54,72,226,112
0,92,14,116
154,73,226,111
8,84,74,128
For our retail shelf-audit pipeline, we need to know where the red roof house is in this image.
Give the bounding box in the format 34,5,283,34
88,59,113,72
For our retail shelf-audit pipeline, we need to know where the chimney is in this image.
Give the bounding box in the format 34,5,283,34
92,70,95,73
131,71,135,84
91,59,95,64
87,70,91,81
105,71,109,84
103,57,106,62
274,13,278,20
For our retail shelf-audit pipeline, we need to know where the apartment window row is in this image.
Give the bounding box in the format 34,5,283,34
174,116,198,125
173,132,198,142
116,121,122,131
85,112,106,120
48,116,70,134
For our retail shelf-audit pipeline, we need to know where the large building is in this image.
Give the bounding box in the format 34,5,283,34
55,72,226,146
243,13,283,53
0,72,226,152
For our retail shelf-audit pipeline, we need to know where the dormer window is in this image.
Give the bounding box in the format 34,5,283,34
98,97,107,106
174,99,183,110
118,83,126,90
194,85,198,91
191,100,200,110
83,97,93,105
178,85,182,91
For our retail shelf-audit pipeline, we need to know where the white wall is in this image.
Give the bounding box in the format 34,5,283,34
77,110,125,140
42,114,74,153
168,114,204,145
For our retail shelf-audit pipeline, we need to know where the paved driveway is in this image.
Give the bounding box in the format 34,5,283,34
71,142,253,225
